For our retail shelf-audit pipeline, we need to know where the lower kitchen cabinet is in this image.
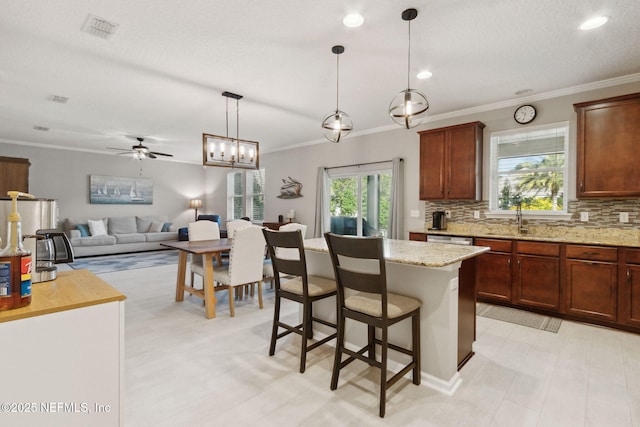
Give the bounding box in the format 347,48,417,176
475,238,512,303
514,241,561,312
620,249,640,328
565,245,618,323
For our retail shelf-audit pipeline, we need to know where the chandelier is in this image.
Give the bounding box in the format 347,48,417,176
203,91,259,169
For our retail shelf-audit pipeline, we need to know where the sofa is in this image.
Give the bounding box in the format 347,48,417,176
64,215,179,257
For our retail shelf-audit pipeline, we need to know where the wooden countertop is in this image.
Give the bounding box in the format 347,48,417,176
304,237,489,268
0,269,126,323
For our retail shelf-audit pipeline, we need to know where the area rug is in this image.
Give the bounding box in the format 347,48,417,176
477,302,562,333
69,250,179,274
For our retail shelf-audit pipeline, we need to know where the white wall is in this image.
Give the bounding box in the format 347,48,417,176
260,80,640,238
0,144,206,228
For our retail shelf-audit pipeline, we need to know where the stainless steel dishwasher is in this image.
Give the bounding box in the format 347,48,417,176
426,234,474,245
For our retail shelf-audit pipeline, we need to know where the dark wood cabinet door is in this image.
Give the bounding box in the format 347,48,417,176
447,125,480,200
621,263,640,328
408,232,427,242
419,121,484,200
0,157,30,194
419,131,445,200
565,260,617,322
476,252,512,303
575,93,640,197
515,255,561,311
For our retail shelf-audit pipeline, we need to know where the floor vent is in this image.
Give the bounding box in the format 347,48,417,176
82,14,119,40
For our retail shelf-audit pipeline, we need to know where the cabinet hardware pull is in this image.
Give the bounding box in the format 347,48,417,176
508,258,511,266
582,251,600,256
580,181,583,191
628,269,631,282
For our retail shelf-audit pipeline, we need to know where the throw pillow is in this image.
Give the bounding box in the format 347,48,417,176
76,224,90,237
88,219,108,236
161,222,173,232
148,221,164,233
109,216,137,234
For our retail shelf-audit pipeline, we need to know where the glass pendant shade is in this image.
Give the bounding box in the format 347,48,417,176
322,110,353,143
389,88,429,129
322,45,353,143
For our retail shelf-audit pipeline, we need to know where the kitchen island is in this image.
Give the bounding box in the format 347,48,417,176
0,269,126,427
303,238,488,395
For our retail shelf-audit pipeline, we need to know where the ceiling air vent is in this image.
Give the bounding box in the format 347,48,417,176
33,125,50,132
49,95,69,104
82,14,119,40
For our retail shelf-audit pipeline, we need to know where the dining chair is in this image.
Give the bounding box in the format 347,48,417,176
226,219,252,238
324,232,421,418
213,225,266,317
263,228,337,373
188,220,222,287
263,223,308,284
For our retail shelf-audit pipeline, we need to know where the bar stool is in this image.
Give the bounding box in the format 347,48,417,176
324,232,421,418
263,228,337,373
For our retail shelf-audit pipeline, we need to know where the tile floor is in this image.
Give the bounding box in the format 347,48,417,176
93,264,640,427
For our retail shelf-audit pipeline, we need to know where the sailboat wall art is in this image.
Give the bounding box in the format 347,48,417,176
90,175,153,205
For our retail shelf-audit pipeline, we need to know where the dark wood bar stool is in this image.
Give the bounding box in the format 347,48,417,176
263,228,337,373
324,232,421,418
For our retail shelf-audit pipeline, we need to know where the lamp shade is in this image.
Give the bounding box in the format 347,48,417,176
189,199,203,209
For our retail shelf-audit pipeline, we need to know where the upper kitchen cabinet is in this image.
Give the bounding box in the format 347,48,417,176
0,156,30,194
419,121,484,200
574,93,640,197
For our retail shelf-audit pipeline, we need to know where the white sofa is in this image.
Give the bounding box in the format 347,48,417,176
64,215,178,257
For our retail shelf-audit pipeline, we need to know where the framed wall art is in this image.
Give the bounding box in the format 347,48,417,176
90,175,153,204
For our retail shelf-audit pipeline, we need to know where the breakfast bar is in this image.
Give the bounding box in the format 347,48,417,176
303,238,488,395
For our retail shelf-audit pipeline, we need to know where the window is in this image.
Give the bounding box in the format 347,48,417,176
327,164,392,237
227,169,265,221
490,122,568,214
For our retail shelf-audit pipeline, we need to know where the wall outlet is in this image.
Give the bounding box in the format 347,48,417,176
620,212,629,223
580,212,589,222
410,209,420,218
445,210,451,219
473,210,480,219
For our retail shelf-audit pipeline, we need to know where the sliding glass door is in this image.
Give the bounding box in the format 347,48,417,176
328,168,391,237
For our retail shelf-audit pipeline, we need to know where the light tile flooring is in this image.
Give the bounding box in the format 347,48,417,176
93,264,640,427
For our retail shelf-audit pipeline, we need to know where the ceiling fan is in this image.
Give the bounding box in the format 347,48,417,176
106,137,173,159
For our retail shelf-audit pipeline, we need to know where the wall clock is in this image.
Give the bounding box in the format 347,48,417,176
514,104,536,124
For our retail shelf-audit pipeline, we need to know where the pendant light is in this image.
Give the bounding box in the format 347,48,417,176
322,45,353,143
389,8,429,129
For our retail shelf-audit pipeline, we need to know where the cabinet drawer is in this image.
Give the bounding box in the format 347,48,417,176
624,248,640,264
474,238,512,253
566,245,617,262
516,241,560,257
409,232,427,242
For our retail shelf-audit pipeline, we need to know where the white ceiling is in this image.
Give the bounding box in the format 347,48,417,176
1,0,640,164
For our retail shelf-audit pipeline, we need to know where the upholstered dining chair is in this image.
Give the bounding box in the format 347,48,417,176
263,228,337,373
213,225,266,317
226,219,252,239
324,232,421,418
188,220,222,287
263,223,308,284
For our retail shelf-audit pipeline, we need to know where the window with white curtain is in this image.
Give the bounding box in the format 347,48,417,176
490,122,568,213
227,169,265,221
326,162,392,237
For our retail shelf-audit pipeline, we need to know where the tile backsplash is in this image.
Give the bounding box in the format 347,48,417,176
424,199,640,229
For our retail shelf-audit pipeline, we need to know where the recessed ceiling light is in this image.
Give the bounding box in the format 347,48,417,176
579,16,608,30
417,70,433,80
343,13,364,28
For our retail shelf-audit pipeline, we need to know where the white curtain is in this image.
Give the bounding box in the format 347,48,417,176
388,157,404,239
313,167,329,238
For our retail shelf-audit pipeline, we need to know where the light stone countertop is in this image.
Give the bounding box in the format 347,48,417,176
413,223,640,248
304,237,489,268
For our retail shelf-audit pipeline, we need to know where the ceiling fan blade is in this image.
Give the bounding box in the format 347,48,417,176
147,152,157,159
150,152,173,157
106,147,129,151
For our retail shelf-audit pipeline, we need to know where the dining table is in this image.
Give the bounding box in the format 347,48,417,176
161,238,233,319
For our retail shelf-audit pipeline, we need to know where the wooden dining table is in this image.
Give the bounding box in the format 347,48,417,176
161,238,232,319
